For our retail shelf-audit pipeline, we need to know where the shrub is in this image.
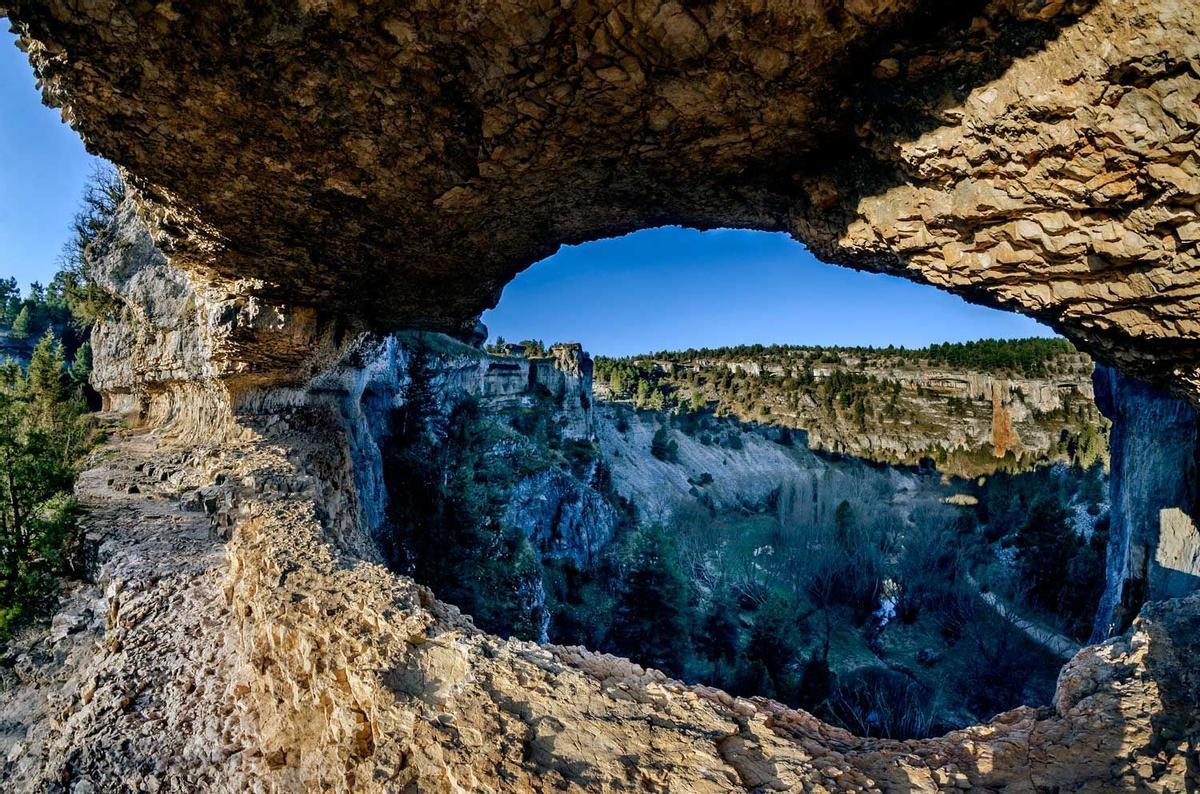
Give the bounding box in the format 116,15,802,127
825,667,940,739
650,425,679,463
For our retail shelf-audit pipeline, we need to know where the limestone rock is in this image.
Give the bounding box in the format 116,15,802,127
6,0,1200,401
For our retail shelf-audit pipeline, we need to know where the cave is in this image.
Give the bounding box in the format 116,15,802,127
2,0,1199,791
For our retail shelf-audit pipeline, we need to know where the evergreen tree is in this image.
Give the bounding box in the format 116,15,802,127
650,425,679,463
795,652,832,711
27,329,68,415
397,346,439,444
0,278,17,328
695,586,740,665
70,341,93,386
834,500,854,542
9,305,32,340
744,594,799,700
635,379,653,407
1013,495,1076,611
609,525,693,673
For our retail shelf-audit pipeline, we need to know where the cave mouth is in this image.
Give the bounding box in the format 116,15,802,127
372,226,1113,741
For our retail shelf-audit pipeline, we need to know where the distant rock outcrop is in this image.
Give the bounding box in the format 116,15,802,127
599,349,1103,476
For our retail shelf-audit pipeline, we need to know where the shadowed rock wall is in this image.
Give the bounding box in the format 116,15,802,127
1092,365,1200,640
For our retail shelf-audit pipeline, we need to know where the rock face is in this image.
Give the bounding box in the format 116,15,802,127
1092,365,1200,640
4,395,1200,792
3,0,1200,790
531,343,594,439
592,403,942,526
6,0,1200,400
86,196,352,433
603,350,1103,475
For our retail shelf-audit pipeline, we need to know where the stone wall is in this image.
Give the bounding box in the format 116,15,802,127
1092,366,1200,640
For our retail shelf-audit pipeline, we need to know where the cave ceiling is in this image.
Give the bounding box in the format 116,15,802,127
4,0,1200,395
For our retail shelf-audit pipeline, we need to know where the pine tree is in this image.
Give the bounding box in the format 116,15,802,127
9,305,32,340
744,594,800,701
609,526,692,673
635,379,653,407
695,586,740,665
27,329,68,430
69,341,92,385
834,500,854,544
1013,495,1076,611
0,278,17,328
650,425,678,463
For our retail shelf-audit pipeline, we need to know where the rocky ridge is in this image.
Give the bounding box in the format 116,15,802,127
597,349,1103,475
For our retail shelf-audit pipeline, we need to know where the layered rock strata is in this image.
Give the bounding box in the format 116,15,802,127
601,351,1102,474
2,0,1200,789
6,0,1200,401
4,385,1199,792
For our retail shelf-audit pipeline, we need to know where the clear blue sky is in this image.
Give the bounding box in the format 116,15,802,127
483,227,1056,356
1,27,102,292
1,27,1053,353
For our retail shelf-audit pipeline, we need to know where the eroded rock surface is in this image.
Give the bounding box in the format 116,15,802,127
3,0,1200,790
3,411,1198,792
5,0,1200,399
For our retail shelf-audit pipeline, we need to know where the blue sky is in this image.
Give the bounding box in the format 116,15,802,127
483,227,1055,356
1,27,103,291
1,27,1053,353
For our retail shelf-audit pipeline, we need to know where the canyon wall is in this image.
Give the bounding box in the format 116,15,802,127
1092,366,1200,640
3,0,1200,789
593,403,944,526
88,199,607,572
600,351,1103,475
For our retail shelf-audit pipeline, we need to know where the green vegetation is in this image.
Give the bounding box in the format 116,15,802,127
611,338,1080,378
383,344,631,639
392,335,1109,739
0,327,98,636
593,338,1107,476
975,464,1109,642
484,337,548,357
553,480,1080,738
650,424,679,462
0,165,121,637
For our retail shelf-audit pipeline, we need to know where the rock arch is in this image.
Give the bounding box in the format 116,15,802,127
6,0,1200,397
3,0,1200,791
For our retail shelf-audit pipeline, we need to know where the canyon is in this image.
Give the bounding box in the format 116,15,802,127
2,0,1200,791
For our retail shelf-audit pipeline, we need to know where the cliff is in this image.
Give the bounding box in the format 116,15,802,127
3,363,1198,791
3,0,1200,789
593,403,943,526
596,348,1104,476
1092,366,1200,640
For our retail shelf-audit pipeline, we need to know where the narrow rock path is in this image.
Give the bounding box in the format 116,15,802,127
0,431,256,792
965,573,1081,660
